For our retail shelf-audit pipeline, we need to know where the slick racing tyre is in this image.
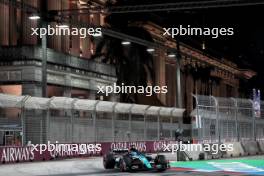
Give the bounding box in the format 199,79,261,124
119,158,127,172
155,155,167,172
119,156,131,172
103,153,115,169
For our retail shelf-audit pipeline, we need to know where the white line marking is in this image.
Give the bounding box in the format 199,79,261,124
208,162,264,172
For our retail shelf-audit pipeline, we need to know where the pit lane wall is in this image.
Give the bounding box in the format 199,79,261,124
0,140,172,164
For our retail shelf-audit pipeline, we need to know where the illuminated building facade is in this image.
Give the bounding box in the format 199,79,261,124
0,0,256,144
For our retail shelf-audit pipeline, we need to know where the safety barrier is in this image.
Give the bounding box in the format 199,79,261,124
241,141,260,155
224,142,244,157
1,140,264,164
258,140,264,153
0,140,174,164
192,95,264,143
0,93,185,145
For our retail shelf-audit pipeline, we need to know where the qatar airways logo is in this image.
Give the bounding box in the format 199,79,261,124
0,142,102,163
110,142,147,152
1,147,34,162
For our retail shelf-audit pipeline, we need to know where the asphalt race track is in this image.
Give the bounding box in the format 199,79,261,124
0,156,264,176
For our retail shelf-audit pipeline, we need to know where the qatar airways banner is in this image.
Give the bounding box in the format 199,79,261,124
0,140,175,164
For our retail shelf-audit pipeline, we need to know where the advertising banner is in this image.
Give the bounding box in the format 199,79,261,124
0,140,175,164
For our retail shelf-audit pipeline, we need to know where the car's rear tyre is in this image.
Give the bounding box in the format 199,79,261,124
103,153,115,169
155,155,167,172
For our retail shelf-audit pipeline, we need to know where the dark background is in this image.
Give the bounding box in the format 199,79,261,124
108,0,264,96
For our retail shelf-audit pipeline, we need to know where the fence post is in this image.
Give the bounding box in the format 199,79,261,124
170,109,174,140
128,105,134,142
144,106,150,141
157,107,162,140
21,95,30,146
211,96,220,143
46,97,55,143
112,103,118,142
93,100,99,143
70,99,78,143
40,119,43,144
231,98,239,142
249,100,256,141
192,94,200,143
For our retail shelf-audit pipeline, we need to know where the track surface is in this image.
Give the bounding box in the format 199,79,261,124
0,156,263,176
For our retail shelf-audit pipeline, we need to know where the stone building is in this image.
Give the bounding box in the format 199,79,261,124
0,0,256,144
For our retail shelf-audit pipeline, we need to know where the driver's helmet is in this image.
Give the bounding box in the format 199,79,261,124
129,144,137,152
130,152,138,157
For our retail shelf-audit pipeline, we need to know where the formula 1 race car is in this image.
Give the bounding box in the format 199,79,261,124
103,149,169,172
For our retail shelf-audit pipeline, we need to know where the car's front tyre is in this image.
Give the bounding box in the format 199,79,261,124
119,155,132,172
103,153,115,169
155,155,168,172
119,158,127,172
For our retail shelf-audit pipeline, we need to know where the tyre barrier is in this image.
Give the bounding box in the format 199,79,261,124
224,142,244,157
257,140,264,154
241,141,260,155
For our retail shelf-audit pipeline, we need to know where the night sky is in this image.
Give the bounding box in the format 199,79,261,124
108,0,264,94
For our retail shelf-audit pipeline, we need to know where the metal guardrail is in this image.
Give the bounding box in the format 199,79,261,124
0,93,185,146
192,95,264,143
